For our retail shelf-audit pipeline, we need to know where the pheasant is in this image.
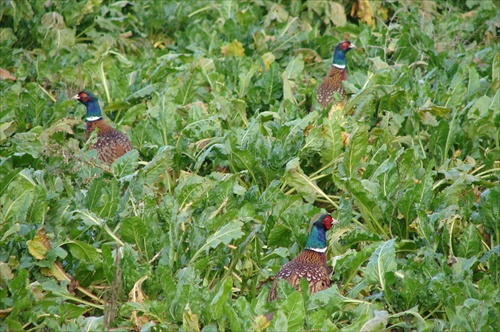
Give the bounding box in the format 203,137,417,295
73,91,133,165
268,213,336,302
316,40,355,108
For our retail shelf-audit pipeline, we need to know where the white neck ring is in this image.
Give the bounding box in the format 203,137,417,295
308,247,327,253
87,116,102,122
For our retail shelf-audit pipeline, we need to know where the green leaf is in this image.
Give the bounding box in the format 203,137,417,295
223,303,243,331
73,210,104,227
9,0,34,31
365,239,397,290
190,220,244,263
283,54,304,81
321,112,343,166
110,149,139,177
479,187,500,241
256,62,282,104
450,298,497,332
238,63,260,98
284,158,316,203
273,291,304,331
340,125,368,178
3,170,35,223
210,277,232,319
360,310,388,332
346,178,385,236
457,224,482,258
492,51,500,93
120,217,147,245
282,54,304,104
85,178,103,212
65,240,100,262
268,224,292,248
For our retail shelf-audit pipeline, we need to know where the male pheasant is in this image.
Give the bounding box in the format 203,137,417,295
73,91,133,165
268,213,336,301
316,40,355,108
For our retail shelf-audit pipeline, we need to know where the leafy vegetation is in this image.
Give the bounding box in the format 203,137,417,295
1,0,499,330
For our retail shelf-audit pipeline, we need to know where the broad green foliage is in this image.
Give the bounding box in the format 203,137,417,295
1,0,499,331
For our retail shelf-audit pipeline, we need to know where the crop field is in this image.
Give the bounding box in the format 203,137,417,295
0,0,499,331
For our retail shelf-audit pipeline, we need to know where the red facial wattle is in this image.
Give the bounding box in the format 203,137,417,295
79,93,89,102
322,215,334,230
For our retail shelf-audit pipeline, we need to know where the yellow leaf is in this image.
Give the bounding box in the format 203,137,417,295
183,303,200,332
0,262,14,280
351,0,375,27
250,314,270,331
41,263,68,281
82,0,103,15
222,40,245,57
261,52,275,72
327,102,345,120
27,227,52,260
27,239,47,260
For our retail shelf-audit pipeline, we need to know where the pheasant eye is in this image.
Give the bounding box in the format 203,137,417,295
80,93,89,101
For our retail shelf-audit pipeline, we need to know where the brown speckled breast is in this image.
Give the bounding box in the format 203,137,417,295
86,120,133,165
268,249,330,301
316,66,347,108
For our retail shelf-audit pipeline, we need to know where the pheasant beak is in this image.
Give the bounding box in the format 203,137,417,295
349,43,356,50
72,94,80,100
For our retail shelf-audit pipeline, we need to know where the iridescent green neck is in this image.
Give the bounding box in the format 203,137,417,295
86,100,103,122
332,47,347,68
304,222,327,251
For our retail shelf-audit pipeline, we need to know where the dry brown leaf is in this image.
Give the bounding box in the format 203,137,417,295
0,68,16,81
462,10,476,19
0,308,13,319
129,275,149,327
341,131,351,149
129,275,148,303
